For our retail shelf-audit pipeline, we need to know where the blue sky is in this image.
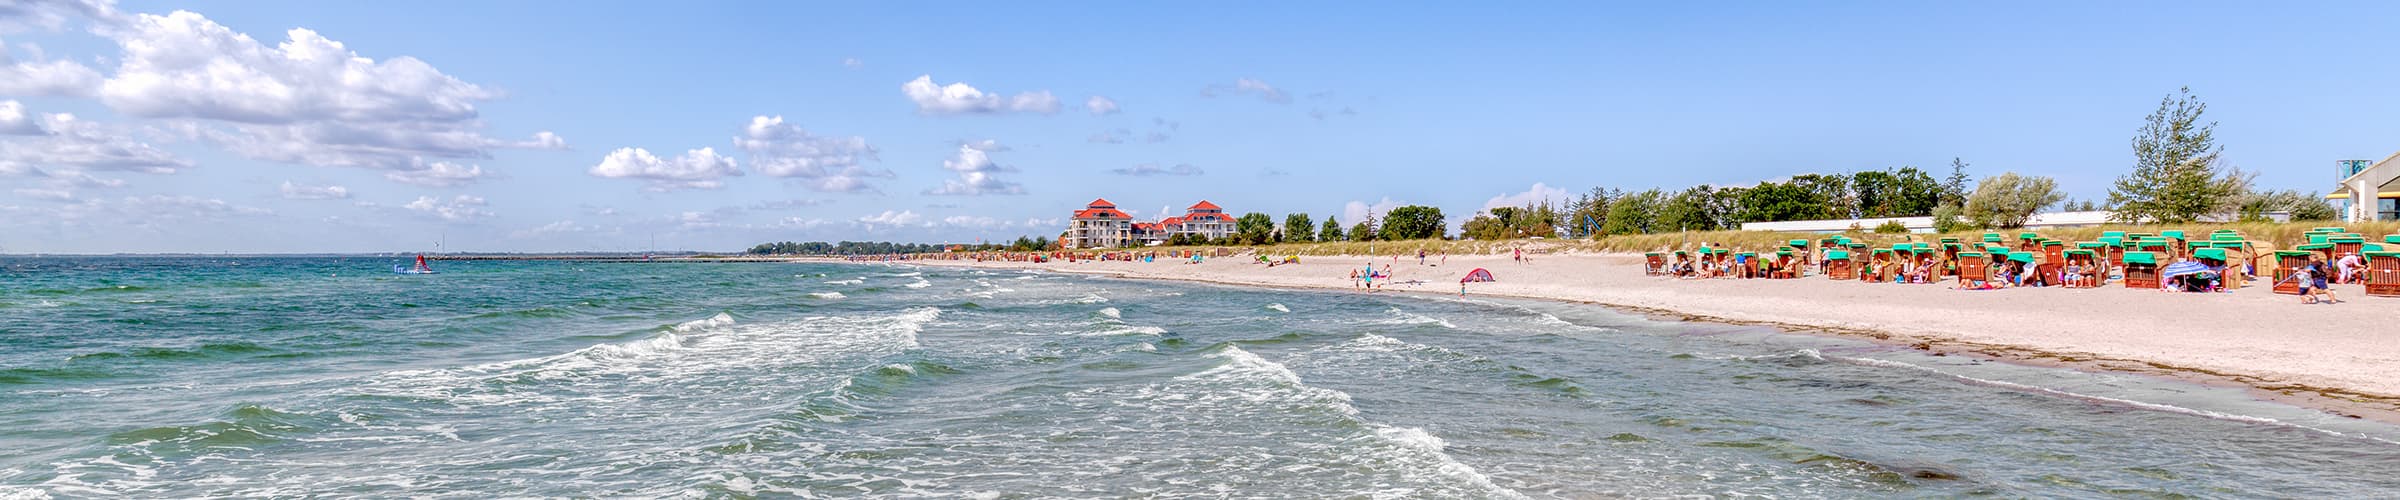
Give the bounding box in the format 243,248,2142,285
4,1,2398,253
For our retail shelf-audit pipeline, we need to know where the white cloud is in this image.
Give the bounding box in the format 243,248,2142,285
925,140,1024,196
403,194,491,221
0,111,189,174
1205,78,1289,103
1023,217,1061,228
1085,95,1119,116
0,100,47,135
1086,128,1129,144
383,159,486,187
901,75,1060,115
509,220,589,238
13,188,72,201
747,198,830,210
587,147,739,191
19,195,271,226
0,0,122,31
840,57,863,69
1309,106,1358,120
941,215,1000,227
1482,182,1569,212
0,53,99,97
278,180,349,200
1343,197,1404,225
733,115,885,193
857,209,922,229
1111,163,1202,176
85,10,559,172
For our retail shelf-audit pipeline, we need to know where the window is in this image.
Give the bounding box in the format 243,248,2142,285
2380,197,2398,221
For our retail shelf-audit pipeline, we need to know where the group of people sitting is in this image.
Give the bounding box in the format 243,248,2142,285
1662,251,1800,279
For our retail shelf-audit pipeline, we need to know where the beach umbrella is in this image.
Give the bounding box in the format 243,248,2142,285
2160,261,2210,279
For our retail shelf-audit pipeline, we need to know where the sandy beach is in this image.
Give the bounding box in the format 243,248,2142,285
915,251,2400,420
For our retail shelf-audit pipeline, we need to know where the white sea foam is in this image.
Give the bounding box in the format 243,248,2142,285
884,272,924,278
1072,294,1109,304
822,279,864,285
671,312,736,332
1383,307,1457,329
904,279,932,289
1181,346,1523,498
1265,303,1289,313
0,486,55,500
809,292,846,299
1097,307,1121,319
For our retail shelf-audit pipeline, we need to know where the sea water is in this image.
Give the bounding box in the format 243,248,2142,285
2,256,2396,497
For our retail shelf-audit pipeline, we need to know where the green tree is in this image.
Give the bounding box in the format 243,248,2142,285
2110,86,2244,223
1601,189,1663,234
1282,213,1314,243
1235,212,1276,245
1964,172,2065,229
1654,185,1719,231
1349,219,1377,242
1853,167,1943,218
1379,205,1446,240
1941,157,1972,207
1874,220,1910,234
1319,217,1343,242
2235,190,2340,222
1736,181,1831,222
1931,203,1970,232
1789,174,1854,219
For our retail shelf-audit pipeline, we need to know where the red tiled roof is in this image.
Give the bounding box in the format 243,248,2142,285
1088,198,1116,208
1073,208,1130,219
1183,212,1231,222
1188,200,1220,211
1159,216,1186,226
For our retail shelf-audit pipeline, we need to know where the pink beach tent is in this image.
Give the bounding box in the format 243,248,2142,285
1460,268,1496,283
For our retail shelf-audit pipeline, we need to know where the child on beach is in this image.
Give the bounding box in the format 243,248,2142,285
2063,262,2085,288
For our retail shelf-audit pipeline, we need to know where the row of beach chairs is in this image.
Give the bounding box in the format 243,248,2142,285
1642,228,2400,297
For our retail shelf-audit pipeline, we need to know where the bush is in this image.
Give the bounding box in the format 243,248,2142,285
1875,220,1910,234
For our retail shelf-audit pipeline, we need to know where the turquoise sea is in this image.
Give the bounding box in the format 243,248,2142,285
3,256,2398,497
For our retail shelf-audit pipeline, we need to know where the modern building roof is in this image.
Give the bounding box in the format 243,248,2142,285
1188,200,1221,211
1087,198,1117,208
1072,207,1131,219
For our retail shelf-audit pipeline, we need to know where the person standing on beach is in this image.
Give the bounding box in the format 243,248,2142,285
1418,249,1427,266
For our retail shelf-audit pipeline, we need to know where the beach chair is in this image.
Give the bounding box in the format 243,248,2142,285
1825,250,1854,280
1981,233,2003,246
2121,251,2162,289
2367,251,2400,297
2271,250,2313,295
2331,235,2367,258
2064,249,2100,287
1956,251,1988,286
1939,243,1963,277
2298,242,2336,263
1788,239,1812,267
2160,230,2189,257
1868,249,1894,282
2017,232,2041,251
1644,252,1666,276
2097,236,2125,267
2040,240,2066,264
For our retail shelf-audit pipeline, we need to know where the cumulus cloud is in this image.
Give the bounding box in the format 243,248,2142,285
12,188,71,201
1482,182,1569,212
1111,163,1202,177
1204,78,1289,103
924,140,1024,196
279,180,349,200
383,159,486,187
1086,95,1119,116
840,57,862,69
81,10,561,173
0,100,47,135
0,109,189,174
733,115,885,193
0,51,100,97
746,198,830,210
403,194,491,221
941,215,999,227
901,75,1060,115
857,209,922,229
1343,197,1404,225
588,147,739,191
0,0,122,31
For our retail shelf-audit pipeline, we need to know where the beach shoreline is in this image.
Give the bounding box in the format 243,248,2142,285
876,251,2400,424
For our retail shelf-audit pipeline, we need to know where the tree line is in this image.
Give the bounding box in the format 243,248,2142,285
1460,87,2337,239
